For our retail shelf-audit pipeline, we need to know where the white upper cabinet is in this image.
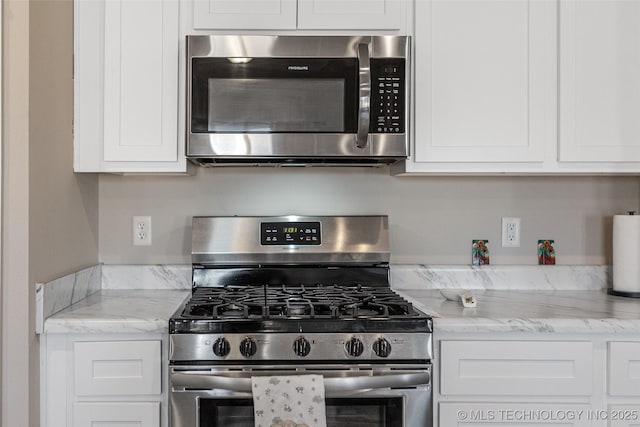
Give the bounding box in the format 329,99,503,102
192,0,298,30
74,0,187,173
559,0,640,162
189,0,406,31
297,0,404,30
410,0,556,169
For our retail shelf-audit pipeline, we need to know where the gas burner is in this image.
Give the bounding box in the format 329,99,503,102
341,302,388,317
214,303,249,318
177,283,424,323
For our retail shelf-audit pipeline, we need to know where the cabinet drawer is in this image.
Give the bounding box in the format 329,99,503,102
608,405,640,427
74,340,161,396
609,342,640,396
440,341,592,396
73,402,160,427
440,403,594,426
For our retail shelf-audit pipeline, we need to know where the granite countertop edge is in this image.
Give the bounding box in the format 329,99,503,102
43,289,191,335
397,289,640,334
43,288,640,335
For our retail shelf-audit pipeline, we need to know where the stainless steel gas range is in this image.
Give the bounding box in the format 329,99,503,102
169,216,433,427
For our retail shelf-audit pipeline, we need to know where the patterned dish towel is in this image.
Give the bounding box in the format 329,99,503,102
251,374,327,427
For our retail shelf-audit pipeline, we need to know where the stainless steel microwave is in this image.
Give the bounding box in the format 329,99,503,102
186,35,410,166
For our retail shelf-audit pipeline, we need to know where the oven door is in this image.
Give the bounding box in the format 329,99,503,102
170,365,431,427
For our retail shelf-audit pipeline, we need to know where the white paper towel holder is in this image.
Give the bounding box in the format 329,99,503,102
608,211,640,298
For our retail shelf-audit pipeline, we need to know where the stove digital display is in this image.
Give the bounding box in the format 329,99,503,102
261,222,321,245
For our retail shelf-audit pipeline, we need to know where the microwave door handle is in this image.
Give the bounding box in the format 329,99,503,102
171,372,429,393
356,42,371,149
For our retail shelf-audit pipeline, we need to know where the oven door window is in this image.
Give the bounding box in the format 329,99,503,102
191,58,358,134
199,397,403,427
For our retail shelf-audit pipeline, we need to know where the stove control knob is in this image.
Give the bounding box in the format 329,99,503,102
293,336,311,357
239,337,257,358
373,337,392,358
212,337,231,357
345,337,364,357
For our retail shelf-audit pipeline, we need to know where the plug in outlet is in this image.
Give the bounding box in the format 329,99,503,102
502,217,521,248
133,216,152,246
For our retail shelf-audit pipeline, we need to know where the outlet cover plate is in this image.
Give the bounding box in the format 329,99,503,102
502,217,521,248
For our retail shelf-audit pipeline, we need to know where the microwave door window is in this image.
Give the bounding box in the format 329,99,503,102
207,78,345,133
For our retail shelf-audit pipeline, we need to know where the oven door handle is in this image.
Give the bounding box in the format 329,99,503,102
171,372,430,393
355,42,371,149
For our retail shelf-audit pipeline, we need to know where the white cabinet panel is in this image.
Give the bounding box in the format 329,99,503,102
608,405,640,427
192,0,297,29
440,341,593,396
74,341,161,396
190,0,403,30
440,403,594,426
73,402,160,427
103,0,179,162
297,0,403,30
74,0,186,172
73,0,106,171
559,0,640,162
609,342,640,396
413,0,554,164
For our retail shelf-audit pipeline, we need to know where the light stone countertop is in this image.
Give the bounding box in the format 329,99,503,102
44,288,640,335
398,289,640,334
43,290,190,334
41,265,640,335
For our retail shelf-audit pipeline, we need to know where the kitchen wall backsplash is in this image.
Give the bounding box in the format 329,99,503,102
35,264,102,333
101,264,191,290
98,170,640,265
391,265,609,290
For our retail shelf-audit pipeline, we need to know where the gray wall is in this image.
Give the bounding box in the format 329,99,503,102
2,1,99,425
99,168,639,265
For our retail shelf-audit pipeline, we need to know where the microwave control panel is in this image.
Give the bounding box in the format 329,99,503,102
370,59,406,134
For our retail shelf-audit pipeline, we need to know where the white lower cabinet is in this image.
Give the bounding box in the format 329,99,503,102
608,342,640,397
41,334,166,427
607,405,640,427
73,402,160,427
441,341,593,396
74,341,161,396
435,336,640,427
440,403,594,426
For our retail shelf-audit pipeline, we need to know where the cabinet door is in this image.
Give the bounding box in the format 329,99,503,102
74,341,161,396
74,0,186,172
440,403,594,426
103,0,179,162
559,0,640,162
73,402,160,427
413,0,555,164
297,0,404,30
609,342,640,396
192,0,297,30
609,405,640,427
440,341,593,396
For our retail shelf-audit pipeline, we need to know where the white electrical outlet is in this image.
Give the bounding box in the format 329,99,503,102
133,216,152,246
502,217,521,247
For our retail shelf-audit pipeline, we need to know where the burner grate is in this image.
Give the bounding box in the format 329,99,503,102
181,283,420,321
